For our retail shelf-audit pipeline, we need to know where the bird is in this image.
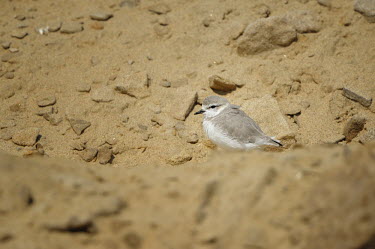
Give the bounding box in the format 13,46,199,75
194,96,282,150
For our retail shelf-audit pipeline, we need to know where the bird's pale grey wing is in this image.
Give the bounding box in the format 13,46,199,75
215,108,267,144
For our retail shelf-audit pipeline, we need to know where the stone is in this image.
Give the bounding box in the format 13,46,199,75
120,0,140,8
354,0,375,23
47,21,62,32
237,16,297,56
0,130,13,141
37,95,56,107
11,31,28,39
4,72,14,79
242,95,291,139
282,10,321,33
1,52,21,63
0,119,16,129
153,25,171,37
1,41,11,49
0,84,15,99
318,0,332,7
123,232,143,249
281,104,301,116
9,48,19,53
76,82,91,92
166,151,192,165
114,72,150,99
68,119,91,135
148,3,171,15
70,141,85,151
208,75,237,92
343,116,366,142
342,88,372,108
91,87,114,102
12,128,40,146
160,80,171,88
169,88,197,121
97,146,113,164
60,22,83,34
79,148,98,162
90,12,113,21
359,128,375,144
187,133,199,144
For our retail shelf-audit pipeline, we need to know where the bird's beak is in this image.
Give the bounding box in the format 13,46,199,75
194,109,205,115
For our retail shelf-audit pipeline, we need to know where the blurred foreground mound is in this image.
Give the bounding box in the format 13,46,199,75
1,143,375,249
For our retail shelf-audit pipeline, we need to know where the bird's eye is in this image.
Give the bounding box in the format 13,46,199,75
209,105,218,109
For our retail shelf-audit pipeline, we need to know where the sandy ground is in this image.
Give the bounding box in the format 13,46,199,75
1,0,375,248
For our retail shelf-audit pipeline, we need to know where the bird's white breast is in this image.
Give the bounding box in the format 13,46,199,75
203,120,247,150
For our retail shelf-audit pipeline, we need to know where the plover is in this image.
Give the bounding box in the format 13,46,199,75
194,96,282,150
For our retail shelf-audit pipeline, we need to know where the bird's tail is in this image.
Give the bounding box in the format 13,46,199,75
265,137,283,147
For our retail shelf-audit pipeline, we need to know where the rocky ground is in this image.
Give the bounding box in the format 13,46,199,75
1,0,375,248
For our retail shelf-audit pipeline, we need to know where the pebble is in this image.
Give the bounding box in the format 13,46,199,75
79,148,98,162
120,0,140,8
114,72,151,99
37,95,56,107
160,80,171,88
68,119,91,135
148,3,171,15
60,22,83,34
11,31,28,39
359,128,375,144
170,89,197,121
342,88,372,108
15,15,26,21
1,52,20,63
187,133,199,144
282,10,321,33
0,130,13,141
237,16,296,56
123,232,143,249
343,116,366,142
47,21,62,32
4,72,14,79
70,141,85,151
0,119,16,129
12,127,40,146
166,150,192,166
9,48,19,53
45,114,63,126
208,75,236,92
91,87,114,102
1,41,11,49
97,146,113,164
318,0,332,7
90,12,113,21
354,0,375,23
76,82,91,92
153,25,170,37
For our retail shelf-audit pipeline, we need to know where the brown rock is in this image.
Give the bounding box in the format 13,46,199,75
208,75,236,92
89,12,113,21
114,72,150,99
97,146,113,164
60,22,83,34
12,128,40,146
79,148,98,162
166,151,192,165
359,128,375,144
354,0,375,23
37,95,56,107
68,119,91,135
169,88,197,121
342,88,372,108
11,31,28,39
91,87,114,102
343,116,366,142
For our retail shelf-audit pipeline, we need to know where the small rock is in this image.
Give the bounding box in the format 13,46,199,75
4,72,14,79
123,232,143,249
1,52,20,63
11,31,28,39
166,151,192,165
281,104,301,116
148,3,171,15
37,95,56,107
60,22,83,34
237,16,297,56
153,24,171,37
47,21,62,32
209,75,236,92
359,128,375,144
68,119,91,135
120,0,140,8
114,72,150,99
170,78,188,88
343,116,366,142
90,12,113,21
187,133,199,144
97,146,113,164
317,0,332,7
9,48,19,53
48,114,63,126
354,0,375,23
76,82,91,92
91,87,114,102
148,104,161,114
169,88,197,121
0,119,16,129
70,141,85,151
12,127,40,146
342,88,372,108
282,10,321,33
141,133,150,141
15,15,26,21
79,148,98,162
1,41,11,49
0,130,13,141
90,22,104,30
160,80,171,88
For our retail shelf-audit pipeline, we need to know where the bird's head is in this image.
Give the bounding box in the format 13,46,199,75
194,96,230,118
